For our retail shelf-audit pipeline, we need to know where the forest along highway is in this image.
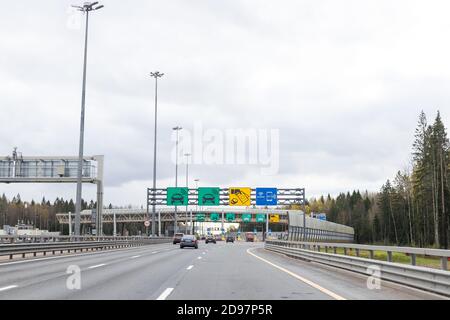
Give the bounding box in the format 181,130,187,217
0,241,445,300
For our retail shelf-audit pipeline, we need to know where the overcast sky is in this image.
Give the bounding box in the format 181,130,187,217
1,0,449,207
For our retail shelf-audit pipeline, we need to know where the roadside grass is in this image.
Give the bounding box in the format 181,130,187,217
316,247,448,271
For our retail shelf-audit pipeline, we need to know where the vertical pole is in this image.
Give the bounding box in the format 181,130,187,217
75,10,90,237
113,210,116,237
174,128,180,235
68,211,72,236
265,211,269,241
151,77,158,237
302,188,306,241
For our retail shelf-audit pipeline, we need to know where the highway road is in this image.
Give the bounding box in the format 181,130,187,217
0,241,445,300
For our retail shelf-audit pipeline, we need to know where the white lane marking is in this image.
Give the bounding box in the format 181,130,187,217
156,287,174,300
152,251,158,254
87,263,106,269
131,255,141,259
0,285,18,292
202,252,206,255
247,248,346,300
197,256,202,260
187,265,194,270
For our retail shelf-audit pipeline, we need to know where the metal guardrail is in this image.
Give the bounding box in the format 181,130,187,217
266,240,450,270
0,235,167,244
265,240,450,297
0,237,172,260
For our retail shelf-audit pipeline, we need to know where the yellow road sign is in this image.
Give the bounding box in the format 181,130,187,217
229,187,251,206
269,214,280,223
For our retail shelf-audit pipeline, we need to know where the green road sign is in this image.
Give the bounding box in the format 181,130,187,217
167,187,188,206
210,213,220,221
242,214,252,222
256,214,266,222
196,214,205,222
198,187,220,206
226,213,235,221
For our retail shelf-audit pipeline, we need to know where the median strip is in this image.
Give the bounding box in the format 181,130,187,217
156,287,174,300
247,248,346,300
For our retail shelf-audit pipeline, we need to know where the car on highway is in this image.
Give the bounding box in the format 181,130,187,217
180,235,198,249
173,233,184,244
226,236,235,243
245,232,255,242
205,235,216,244
215,234,223,241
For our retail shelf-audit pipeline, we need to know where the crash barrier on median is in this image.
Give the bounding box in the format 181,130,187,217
0,237,172,260
265,240,450,297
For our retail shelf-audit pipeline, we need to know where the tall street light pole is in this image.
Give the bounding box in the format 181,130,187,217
72,2,104,237
173,126,182,235
184,153,191,234
194,178,199,235
149,71,164,237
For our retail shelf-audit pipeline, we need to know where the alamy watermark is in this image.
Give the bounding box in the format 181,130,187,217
171,122,280,175
366,265,381,290
66,265,81,290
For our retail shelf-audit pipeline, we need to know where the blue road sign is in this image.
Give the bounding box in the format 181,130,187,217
255,188,278,205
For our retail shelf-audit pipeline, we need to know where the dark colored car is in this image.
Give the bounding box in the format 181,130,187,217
173,233,184,244
180,235,198,249
226,236,234,243
205,235,216,244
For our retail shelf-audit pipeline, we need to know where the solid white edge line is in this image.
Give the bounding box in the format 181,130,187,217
187,265,194,270
0,285,18,292
87,263,106,269
156,287,174,300
246,248,346,300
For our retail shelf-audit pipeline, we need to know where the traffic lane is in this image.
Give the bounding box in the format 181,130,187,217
0,243,177,298
168,241,335,300
0,242,207,299
253,247,446,300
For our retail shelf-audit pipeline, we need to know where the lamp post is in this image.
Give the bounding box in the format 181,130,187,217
72,1,104,237
149,71,164,237
194,178,200,235
184,153,191,234
173,126,182,235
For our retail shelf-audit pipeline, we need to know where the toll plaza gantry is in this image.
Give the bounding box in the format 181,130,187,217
0,149,104,234
146,186,306,237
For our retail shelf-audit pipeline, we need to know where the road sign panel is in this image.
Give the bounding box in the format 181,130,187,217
196,214,205,222
210,213,220,221
229,187,251,206
144,220,150,227
269,214,280,223
198,187,220,206
255,188,278,205
242,214,252,222
256,214,266,222
226,213,235,221
167,187,188,206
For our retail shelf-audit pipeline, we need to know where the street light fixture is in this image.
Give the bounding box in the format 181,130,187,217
72,1,104,237
173,126,182,234
149,71,164,237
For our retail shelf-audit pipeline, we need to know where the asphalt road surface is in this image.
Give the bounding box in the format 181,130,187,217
0,241,446,300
